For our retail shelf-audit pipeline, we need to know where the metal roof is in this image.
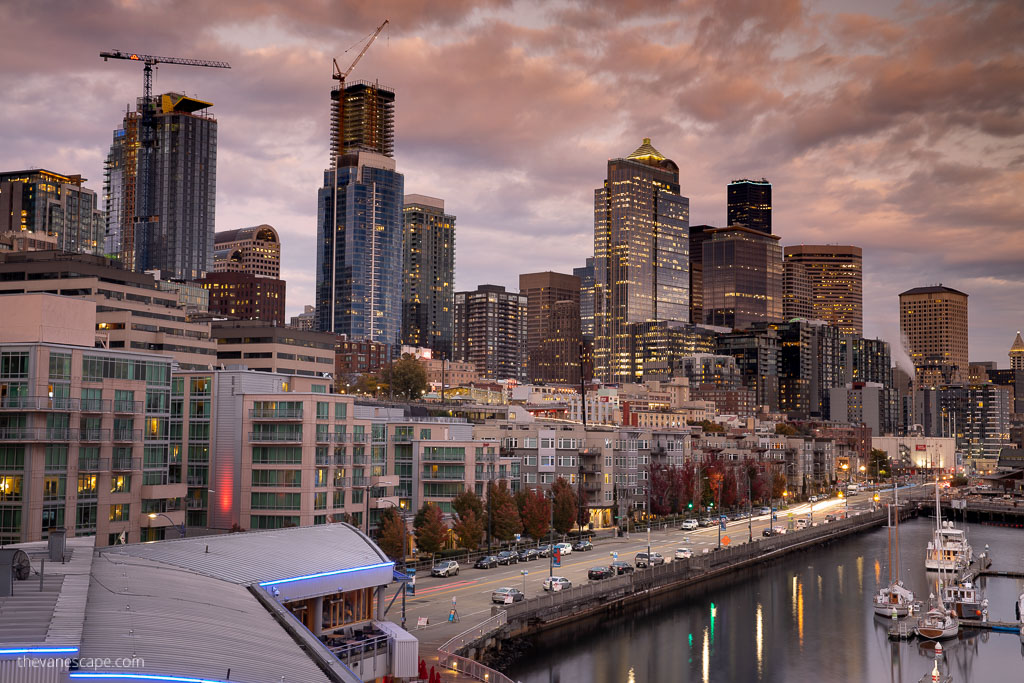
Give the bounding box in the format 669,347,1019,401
81,553,340,683
96,522,389,585
899,285,968,297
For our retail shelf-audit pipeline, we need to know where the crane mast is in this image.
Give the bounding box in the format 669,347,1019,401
331,19,389,162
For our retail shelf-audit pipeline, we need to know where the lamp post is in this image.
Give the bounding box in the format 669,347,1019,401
147,512,185,539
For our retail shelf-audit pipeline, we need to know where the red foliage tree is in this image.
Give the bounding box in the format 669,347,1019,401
520,488,551,540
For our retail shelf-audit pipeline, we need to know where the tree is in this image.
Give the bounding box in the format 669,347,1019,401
649,464,672,516
381,354,428,400
771,471,788,500
413,503,446,559
377,507,406,561
487,480,522,542
453,509,484,550
775,423,798,436
514,489,530,522
352,372,384,397
951,474,969,487
551,477,578,535
452,488,483,522
520,489,551,540
689,419,724,433
868,448,891,481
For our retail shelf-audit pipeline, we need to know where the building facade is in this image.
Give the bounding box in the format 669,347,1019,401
593,138,690,383
213,224,281,278
199,271,286,325
331,81,395,161
703,226,783,330
899,285,969,387
402,195,455,357
783,245,863,335
453,284,527,381
687,225,715,325
519,271,582,385
573,258,596,343
829,382,898,436
211,320,337,377
1010,332,1024,371
726,179,772,234
0,169,105,255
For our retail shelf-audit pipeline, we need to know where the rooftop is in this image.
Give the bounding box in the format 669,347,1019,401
899,285,968,297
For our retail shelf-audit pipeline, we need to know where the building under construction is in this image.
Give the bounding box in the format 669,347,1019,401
330,80,395,161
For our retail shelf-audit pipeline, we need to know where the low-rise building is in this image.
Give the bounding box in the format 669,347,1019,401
212,320,337,377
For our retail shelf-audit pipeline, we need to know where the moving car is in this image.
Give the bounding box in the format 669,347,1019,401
536,545,553,558
431,560,460,577
809,495,819,503
542,576,572,591
553,542,573,556
573,539,594,552
762,527,780,537
474,555,499,569
681,519,698,531
496,550,519,565
674,548,693,560
634,552,665,568
698,517,713,527
759,506,772,516
491,587,525,604
610,560,634,575
588,566,614,580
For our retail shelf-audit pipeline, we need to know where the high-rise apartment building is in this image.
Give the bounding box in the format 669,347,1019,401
104,93,218,280
703,226,783,330
899,285,969,387
330,81,395,161
453,285,527,381
727,178,772,234
593,138,690,383
840,336,893,387
213,225,281,278
519,272,582,385
573,258,595,343
402,195,455,357
0,169,105,255
1010,331,1024,371
783,245,863,335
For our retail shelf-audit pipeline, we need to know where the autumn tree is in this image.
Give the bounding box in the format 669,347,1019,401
487,480,522,543
649,464,673,516
551,477,578,535
377,507,406,561
520,489,551,540
352,373,384,397
381,354,428,400
771,471,788,500
452,488,483,522
775,423,799,436
453,509,484,550
413,502,447,559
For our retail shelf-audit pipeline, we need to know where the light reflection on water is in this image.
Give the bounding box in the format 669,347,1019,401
507,519,1024,683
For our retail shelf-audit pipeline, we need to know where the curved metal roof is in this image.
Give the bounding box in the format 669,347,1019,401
214,224,279,245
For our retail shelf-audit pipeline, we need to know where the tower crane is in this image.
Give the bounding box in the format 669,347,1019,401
331,19,389,160
99,50,230,270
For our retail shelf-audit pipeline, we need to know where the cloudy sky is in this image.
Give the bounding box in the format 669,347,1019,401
3,0,1022,366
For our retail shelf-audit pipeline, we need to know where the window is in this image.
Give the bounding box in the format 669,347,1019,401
75,501,97,531
109,504,130,522
48,352,71,380
419,428,432,440
0,446,24,470
316,402,329,419
0,352,29,379
0,475,23,502
251,446,303,464
111,475,130,493
190,376,211,395
251,515,300,529
334,402,347,419
43,475,65,501
250,492,301,510
45,445,68,470
251,470,301,487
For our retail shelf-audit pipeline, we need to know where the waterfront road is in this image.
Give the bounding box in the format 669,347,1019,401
390,485,929,653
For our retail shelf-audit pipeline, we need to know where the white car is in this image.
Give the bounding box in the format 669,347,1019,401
543,576,572,591
680,519,698,531
431,560,460,577
553,542,573,556
674,548,693,559
809,495,819,503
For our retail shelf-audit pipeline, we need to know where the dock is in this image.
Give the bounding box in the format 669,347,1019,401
978,569,1024,579
960,618,1023,633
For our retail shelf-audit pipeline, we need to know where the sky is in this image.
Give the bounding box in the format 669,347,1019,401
2,0,1022,367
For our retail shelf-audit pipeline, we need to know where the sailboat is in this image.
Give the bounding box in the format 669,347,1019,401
873,480,916,617
916,480,960,639
925,480,972,571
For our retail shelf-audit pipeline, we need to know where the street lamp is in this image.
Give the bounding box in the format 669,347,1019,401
859,465,867,485
147,512,185,539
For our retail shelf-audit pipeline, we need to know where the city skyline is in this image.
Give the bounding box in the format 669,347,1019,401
2,0,1022,364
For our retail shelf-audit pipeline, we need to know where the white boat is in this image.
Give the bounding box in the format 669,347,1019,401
915,606,959,640
1016,592,1024,643
942,580,987,620
873,484,917,617
925,482,972,572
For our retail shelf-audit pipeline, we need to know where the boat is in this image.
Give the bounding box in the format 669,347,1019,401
873,483,917,616
915,606,959,640
1017,592,1024,643
925,482,972,572
941,580,987,620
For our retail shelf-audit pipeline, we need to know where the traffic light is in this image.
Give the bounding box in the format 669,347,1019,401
688,502,693,509
709,503,714,509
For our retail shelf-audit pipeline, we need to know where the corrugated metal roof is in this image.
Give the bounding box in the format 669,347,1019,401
96,522,389,585
81,553,338,683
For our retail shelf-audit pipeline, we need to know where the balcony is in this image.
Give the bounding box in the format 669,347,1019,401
248,431,303,443
0,428,75,442
141,483,187,500
249,407,303,420
113,429,142,442
186,475,208,487
186,497,207,510
333,455,348,466
0,396,80,411
333,477,350,487
352,454,368,465
351,477,370,487
391,434,412,443
351,433,369,444
315,453,331,466
113,400,144,414
78,457,103,472
579,447,603,456
80,429,110,442
421,472,464,480
80,398,111,413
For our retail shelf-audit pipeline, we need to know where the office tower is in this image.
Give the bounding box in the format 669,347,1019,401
988,367,1024,415
771,320,843,419
573,257,596,342
519,271,582,385
840,337,893,387
783,245,863,334
331,81,395,160
628,321,718,380
104,93,218,280
899,285,968,387
717,328,780,411
594,138,690,383
0,169,105,255
1011,331,1024,371
727,178,772,233
675,354,742,389
703,226,783,330
198,272,286,325
402,194,455,357
688,225,714,324
213,225,281,278
453,284,527,381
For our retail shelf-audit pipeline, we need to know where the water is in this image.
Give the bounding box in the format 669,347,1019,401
505,518,1024,683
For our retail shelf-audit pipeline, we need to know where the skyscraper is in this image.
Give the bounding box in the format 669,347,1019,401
453,284,527,381
593,138,690,383
213,225,281,278
783,245,863,335
1010,331,1024,371
727,178,772,233
688,225,715,325
316,79,404,345
104,93,218,280
0,169,105,255
899,285,969,387
702,226,783,330
402,194,455,357
573,257,595,343
519,271,581,385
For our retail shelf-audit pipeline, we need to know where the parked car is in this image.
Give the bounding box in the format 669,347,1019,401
610,560,634,575
674,547,693,560
431,560,460,577
521,548,540,561
474,555,499,569
496,550,519,565
762,527,780,537
772,526,788,535
635,552,665,568
573,539,594,552
542,576,572,591
795,519,810,530
808,495,819,503
681,519,699,531
536,545,553,558
588,566,614,580
491,587,525,604
698,517,713,527
759,506,772,516
553,542,573,556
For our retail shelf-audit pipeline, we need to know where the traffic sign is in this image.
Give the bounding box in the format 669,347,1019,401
721,536,731,546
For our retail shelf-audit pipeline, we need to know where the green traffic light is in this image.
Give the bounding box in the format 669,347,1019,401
687,502,693,509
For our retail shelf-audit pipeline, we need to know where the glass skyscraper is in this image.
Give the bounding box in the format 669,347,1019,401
593,138,689,383
727,178,772,234
402,194,455,357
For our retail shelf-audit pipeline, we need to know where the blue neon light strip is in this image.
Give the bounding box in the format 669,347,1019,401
70,674,236,683
0,646,79,655
258,561,394,587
